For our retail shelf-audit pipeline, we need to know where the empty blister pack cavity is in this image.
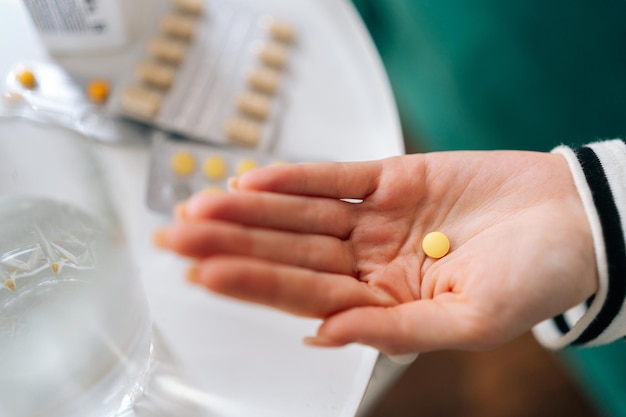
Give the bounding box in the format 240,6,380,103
147,133,303,214
109,0,298,150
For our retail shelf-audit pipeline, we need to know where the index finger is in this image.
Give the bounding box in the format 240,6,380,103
235,160,383,199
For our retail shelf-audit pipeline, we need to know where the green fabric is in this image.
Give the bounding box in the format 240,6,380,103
353,1,626,415
563,345,626,417
353,0,626,152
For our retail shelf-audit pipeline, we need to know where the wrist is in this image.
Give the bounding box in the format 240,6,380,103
534,141,626,349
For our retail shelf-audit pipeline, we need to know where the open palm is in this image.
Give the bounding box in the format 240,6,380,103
156,151,597,355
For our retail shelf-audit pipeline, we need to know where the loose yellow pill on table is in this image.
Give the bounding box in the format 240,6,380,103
171,151,196,176
203,155,227,180
236,158,258,176
86,79,110,103
16,69,36,89
422,231,450,259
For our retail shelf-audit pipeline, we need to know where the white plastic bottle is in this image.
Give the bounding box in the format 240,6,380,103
21,0,128,55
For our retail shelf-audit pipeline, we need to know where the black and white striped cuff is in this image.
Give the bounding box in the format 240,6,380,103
533,140,626,349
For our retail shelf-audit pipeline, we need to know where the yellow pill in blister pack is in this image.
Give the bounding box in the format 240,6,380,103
173,0,203,15
86,79,110,103
236,158,259,176
147,37,187,65
421,231,450,259
160,14,197,40
171,151,196,176
121,86,162,118
225,118,261,146
247,67,280,95
135,61,176,89
16,69,37,89
260,43,289,69
203,155,227,180
269,20,296,44
236,92,271,120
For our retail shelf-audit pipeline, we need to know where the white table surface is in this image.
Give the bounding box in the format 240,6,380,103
0,0,405,415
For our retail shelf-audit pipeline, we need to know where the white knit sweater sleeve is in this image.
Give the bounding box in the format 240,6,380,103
533,139,626,349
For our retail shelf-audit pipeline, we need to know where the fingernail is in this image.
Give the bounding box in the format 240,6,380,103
201,186,223,195
227,176,239,191
303,336,342,348
152,228,168,248
186,265,201,284
174,203,188,220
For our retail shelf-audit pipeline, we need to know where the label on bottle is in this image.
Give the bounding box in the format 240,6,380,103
22,0,127,54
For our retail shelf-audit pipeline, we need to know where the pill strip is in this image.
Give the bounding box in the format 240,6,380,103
147,133,304,214
7,62,92,106
223,14,296,148
108,0,297,150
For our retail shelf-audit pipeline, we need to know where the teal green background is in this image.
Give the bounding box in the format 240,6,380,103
353,1,626,415
353,0,626,152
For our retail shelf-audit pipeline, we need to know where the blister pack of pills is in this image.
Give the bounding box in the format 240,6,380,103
147,132,302,214
108,0,297,150
2,61,151,144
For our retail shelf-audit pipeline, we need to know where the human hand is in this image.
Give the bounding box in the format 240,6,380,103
154,151,597,355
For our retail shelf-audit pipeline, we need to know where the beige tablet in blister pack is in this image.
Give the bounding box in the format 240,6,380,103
146,133,305,214
109,0,298,150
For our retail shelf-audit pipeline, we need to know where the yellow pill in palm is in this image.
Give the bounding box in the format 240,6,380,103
172,151,196,176
203,155,227,180
422,231,450,259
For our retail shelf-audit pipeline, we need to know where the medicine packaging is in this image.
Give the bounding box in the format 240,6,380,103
146,132,306,214
108,0,297,150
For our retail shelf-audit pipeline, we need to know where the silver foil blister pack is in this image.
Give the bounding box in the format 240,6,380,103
147,132,304,214
108,0,297,150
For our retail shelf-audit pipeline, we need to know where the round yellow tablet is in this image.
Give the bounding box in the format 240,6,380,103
422,231,450,259
236,158,258,176
203,155,227,180
16,69,36,89
86,79,110,103
171,151,196,176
